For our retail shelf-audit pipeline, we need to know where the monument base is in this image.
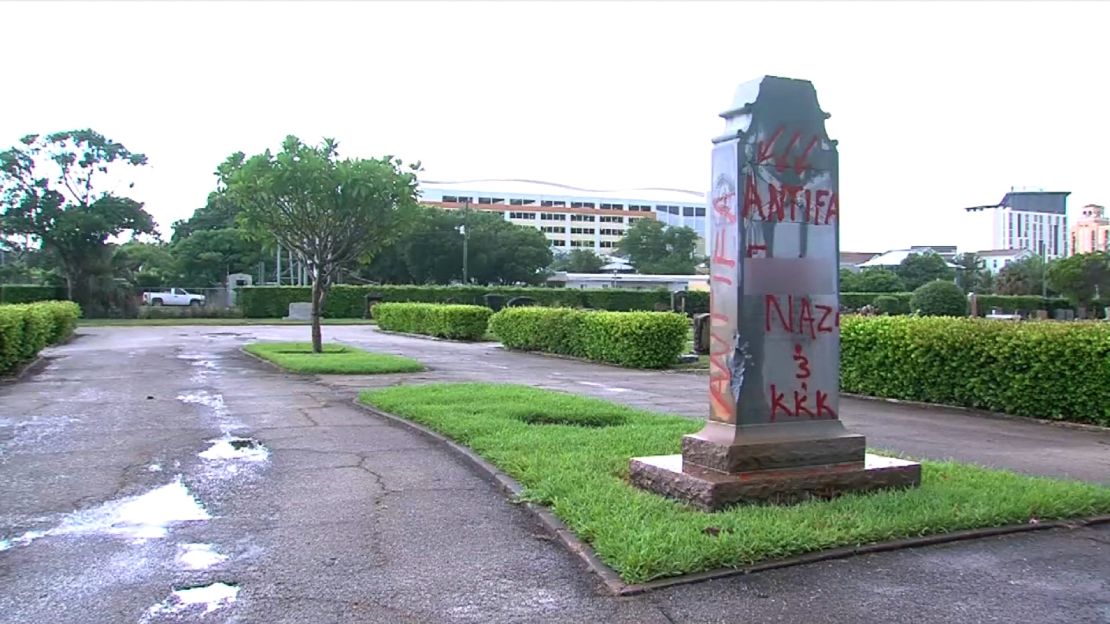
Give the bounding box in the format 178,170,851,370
628,453,921,512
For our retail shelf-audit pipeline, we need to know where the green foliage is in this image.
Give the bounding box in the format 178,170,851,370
872,294,907,315
840,292,912,311
910,280,968,316
856,269,905,293
112,241,176,288
953,252,992,294
0,300,81,373
237,285,676,318
360,382,1110,583
0,284,66,303
841,316,1110,426
839,269,863,292
550,249,605,273
617,219,700,274
358,205,553,285
490,307,688,368
137,305,245,320
0,130,156,308
994,255,1048,296
372,303,492,340
896,252,954,291
223,135,420,351
244,341,423,374
973,295,1071,317
172,228,263,287
1046,252,1110,306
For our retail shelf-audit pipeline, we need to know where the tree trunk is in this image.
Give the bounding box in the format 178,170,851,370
310,277,324,353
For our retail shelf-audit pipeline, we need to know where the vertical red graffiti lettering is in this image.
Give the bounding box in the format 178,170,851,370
825,192,839,225
774,132,802,169
767,183,785,222
757,126,785,164
769,384,791,421
713,191,737,223
792,344,811,379
793,391,815,418
765,294,793,333
743,174,763,219
793,135,819,174
814,190,830,226
798,297,816,339
747,244,767,258
816,305,835,333
816,391,837,418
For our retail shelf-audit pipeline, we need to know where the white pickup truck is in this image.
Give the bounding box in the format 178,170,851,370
142,288,206,307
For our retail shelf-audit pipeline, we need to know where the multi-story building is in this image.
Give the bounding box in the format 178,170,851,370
1070,204,1109,254
418,179,707,255
965,190,1071,259
976,248,1035,274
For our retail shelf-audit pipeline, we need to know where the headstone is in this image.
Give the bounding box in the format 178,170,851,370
285,302,312,321
692,313,711,355
671,290,689,314
629,76,920,510
506,296,536,308
483,293,506,312
967,293,977,317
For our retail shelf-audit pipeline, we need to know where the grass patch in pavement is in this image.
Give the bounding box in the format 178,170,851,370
246,341,423,374
81,318,377,327
358,382,1110,584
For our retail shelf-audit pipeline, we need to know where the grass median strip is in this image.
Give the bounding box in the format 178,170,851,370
358,382,1110,584
245,341,423,374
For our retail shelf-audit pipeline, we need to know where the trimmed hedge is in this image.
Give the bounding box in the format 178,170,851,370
490,307,689,369
0,284,67,304
0,301,81,374
910,280,968,316
372,303,492,341
841,316,1110,426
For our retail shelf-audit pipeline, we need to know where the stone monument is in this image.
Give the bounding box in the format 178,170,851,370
629,76,921,511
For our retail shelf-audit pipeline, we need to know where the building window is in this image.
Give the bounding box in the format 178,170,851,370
681,206,694,217
570,227,596,235
442,195,457,203
540,213,566,221
550,239,566,247
570,201,596,209
599,241,615,248
599,228,622,236
600,203,624,210
695,207,706,217
540,200,566,207
569,239,592,248
570,214,596,222
509,212,536,220
478,197,492,204
509,198,535,206
599,215,623,223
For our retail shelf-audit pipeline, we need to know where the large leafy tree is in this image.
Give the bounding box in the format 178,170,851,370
857,268,905,292
224,136,419,352
551,249,606,273
359,206,552,285
174,228,264,286
618,219,699,274
896,252,954,291
994,255,1048,296
113,241,176,288
1046,252,1110,307
0,130,156,306
953,252,992,294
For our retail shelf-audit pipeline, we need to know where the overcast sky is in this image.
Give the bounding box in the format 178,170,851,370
2,1,1106,253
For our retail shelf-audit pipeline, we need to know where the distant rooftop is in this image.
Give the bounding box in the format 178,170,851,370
977,248,1034,257
964,190,1071,215
420,178,706,205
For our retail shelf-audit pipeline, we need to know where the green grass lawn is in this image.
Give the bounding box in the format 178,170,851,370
80,318,377,327
358,382,1110,584
245,341,423,374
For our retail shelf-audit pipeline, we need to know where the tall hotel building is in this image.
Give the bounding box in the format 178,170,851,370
419,179,708,255
966,190,1071,259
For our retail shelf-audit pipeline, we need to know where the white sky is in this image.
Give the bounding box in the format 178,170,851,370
2,0,1107,253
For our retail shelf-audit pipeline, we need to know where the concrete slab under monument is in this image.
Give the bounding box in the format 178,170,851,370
629,75,920,510
629,453,922,512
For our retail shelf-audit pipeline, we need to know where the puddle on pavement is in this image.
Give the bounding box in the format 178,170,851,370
199,436,269,462
177,391,228,419
177,543,228,570
0,416,81,452
144,582,240,619
0,476,209,551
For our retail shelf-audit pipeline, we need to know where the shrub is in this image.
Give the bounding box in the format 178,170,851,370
910,281,967,316
872,294,908,315
0,300,82,374
841,316,1110,426
372,303,492,340
490,307,688,369
0,285,66,304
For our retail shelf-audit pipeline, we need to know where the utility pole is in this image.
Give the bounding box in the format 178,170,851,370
1040,240,1047,300
458,198,470,284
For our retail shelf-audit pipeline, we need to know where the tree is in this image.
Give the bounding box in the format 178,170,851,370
994,255,1047,296
896,252,954,291
618,219,699,274
1046,252,1110,307
910,280,967,316
551,249,605,273
224,136,419,352
357,206,553,285
171,192,242,243
0,130,156,308
953,253,991,294
113,241,176,288
839,268,864,292
857,269,905,292
173,228,264,286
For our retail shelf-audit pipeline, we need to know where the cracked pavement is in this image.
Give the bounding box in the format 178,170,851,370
0,325,1107,623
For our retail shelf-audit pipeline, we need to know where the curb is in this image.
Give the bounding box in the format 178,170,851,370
237,346,431,377
0,355,49,384
373,328,496,345
350,398,1110,596
842,393,1110,433
494,345,676,373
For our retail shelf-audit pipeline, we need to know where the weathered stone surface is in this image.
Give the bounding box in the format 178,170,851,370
682,430,864,474
629,453,922,511
285,301,312,321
